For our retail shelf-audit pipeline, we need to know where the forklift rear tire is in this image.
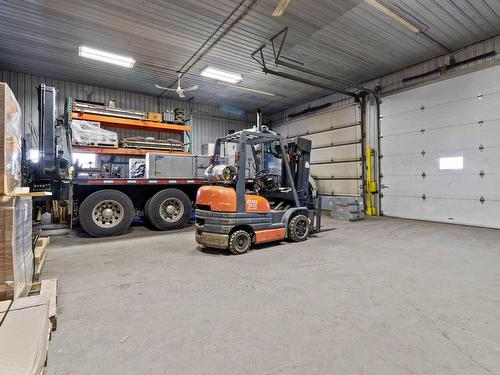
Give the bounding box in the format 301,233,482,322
145,189,192,230
288,214,310,242
228,230,252,255
79,190,135,237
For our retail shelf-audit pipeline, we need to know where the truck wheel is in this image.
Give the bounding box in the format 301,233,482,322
143,197,152,225
228,230,252,255
145,189,192,230
79,190,135,237
288,214,310,242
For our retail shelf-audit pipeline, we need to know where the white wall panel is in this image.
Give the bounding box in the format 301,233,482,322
380,64,500,228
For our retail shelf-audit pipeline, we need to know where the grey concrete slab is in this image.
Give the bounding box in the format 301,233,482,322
43,217,500,375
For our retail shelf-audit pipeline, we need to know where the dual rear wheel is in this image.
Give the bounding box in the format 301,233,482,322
79,188,191,237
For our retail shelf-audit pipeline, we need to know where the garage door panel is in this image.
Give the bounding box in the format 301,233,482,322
421,126,480,151
381,134,428,156
380,65,500,228
275,104,361,198
317,179,361,196
285,106,360,137
381,196,484,226
311,162,362,178
382,96,500,135
382,175,423,196
304,126,361,147
381,154,424,176
310,143,361,163
480,202,500,228
380,68,500,116
481,120,500,147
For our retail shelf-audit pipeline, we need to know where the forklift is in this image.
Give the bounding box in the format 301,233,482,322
195,113,321,254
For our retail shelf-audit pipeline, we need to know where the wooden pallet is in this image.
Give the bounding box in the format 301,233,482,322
1,187,52,197
28,278,58,331
34,237,50,282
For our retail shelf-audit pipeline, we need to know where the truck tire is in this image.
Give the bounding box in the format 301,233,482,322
145,189,192,230
143,197,152,225
79,190,135,237
288,214,310,242
228,230,252,255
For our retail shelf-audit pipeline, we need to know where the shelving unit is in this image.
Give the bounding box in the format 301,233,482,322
70,113,191,133
70,112,192,156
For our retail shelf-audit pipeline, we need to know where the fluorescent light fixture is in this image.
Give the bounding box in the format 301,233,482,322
439,156,463,170
200,67,242,84
215,81,277,97
79,46,135,68
364,0,420,33
272,0,290,16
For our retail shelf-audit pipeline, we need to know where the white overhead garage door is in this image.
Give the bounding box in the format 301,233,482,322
380,64,500,228
274,103,362,196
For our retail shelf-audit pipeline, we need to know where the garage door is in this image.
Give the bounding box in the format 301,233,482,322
380,64,500,228
274,103,362,196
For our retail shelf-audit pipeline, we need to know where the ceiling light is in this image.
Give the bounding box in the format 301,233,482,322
272,0,290,16
200,67,242,84
364,0,420,33
215,81,278,97
78,46,135,68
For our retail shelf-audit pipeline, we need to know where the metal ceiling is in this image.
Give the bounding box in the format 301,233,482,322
1,0,499,114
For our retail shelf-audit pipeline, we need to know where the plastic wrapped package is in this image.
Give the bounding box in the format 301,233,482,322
0,197,33,301
71,119,118,147
0,83,22,194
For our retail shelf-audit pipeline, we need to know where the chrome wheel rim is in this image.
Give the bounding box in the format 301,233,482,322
93,200,124,228
159,198,184,222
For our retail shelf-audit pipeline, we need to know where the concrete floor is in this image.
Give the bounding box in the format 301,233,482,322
44,216,500,375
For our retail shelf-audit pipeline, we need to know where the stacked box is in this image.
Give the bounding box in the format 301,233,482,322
328,196,365,221
0,197,33,301
0,82,22,194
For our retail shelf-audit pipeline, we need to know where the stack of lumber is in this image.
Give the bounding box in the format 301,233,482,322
0,197,34,300
0,82,22,196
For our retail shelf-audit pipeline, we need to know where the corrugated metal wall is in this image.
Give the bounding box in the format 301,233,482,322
0,70,254,154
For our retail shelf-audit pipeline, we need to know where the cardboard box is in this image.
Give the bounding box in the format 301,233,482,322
147,112,163,122
0,197,33,301
0,295,51,375
0,82,22,195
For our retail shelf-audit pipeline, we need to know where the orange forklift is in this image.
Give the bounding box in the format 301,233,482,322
195,115,321,254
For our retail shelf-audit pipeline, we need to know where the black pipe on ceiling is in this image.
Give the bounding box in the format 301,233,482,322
158,0,260,97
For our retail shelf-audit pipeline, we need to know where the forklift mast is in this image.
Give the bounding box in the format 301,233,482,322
282,137,312,206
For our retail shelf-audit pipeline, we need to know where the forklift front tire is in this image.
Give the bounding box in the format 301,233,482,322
288,214,310,242
228,230,252,255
